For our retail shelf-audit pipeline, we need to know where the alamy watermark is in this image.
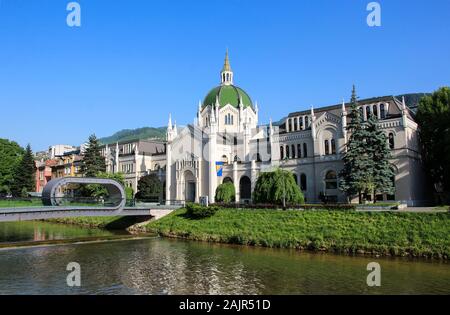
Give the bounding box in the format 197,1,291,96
66,2,81,27
366,262,381,287
66,262,81,287
367,2,381,27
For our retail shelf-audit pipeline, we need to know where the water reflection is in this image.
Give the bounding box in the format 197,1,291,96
0,238,448,295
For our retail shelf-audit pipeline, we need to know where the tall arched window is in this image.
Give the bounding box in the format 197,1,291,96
300,174,307,191
389,133,395,149
280,146,284,160
293,119,298,131
297,144,302,158
286,145,290,159
291,145,296,159
303,143,308,157
380,104,386,119
373,105,378,118
331,139,336,154
359,107,364,121
325,171,338,190
231,115,234,125
324,140,330,155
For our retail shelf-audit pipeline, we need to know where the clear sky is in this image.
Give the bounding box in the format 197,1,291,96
0,0,449,151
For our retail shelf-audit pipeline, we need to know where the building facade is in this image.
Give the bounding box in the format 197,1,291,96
101,139,166,193
165,53,429,206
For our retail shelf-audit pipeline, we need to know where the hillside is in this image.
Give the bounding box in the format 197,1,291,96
99,127,166,145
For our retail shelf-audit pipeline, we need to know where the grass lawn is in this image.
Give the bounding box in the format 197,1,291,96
0,199,43,208
146,209,450,259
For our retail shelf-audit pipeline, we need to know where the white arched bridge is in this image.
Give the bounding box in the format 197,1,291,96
0,177,182,223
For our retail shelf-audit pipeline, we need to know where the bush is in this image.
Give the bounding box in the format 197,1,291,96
215,182,236,203
186,203,219,219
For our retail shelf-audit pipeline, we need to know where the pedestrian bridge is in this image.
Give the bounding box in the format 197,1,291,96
0,177,182,223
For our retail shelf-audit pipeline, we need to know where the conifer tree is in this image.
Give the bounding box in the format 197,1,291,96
339,86,372,203
365,113,396,199
80,134,106,177
11,144,36,197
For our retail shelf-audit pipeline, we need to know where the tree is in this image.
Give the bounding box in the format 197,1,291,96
253,169,304,207
416,87,450,201
11,144,36,197
215,182,236,203
0,139,24,194
135,173,162,201
80,134,106,177
365,113,396,199
339,86,372,203
83,172,125,199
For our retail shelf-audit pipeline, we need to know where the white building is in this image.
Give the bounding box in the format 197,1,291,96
163,52,429,206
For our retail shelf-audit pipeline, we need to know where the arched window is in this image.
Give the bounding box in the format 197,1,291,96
286,145,290,159
239,176,252,200
225,115,228,125
223,177,233,184
373,105,378,118
293,119,298,131
324,140,330,155
280,146,284,160
325,171,338,190
367,106,371,117
389,133,395,149
297,144,302,158
291,145,296,159
300,174,307,191
359,107,364,121
380,104,386,119
303,143,308,157
331,139,336,154
231,115,234,125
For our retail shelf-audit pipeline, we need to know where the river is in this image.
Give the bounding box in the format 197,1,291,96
0,221,448,295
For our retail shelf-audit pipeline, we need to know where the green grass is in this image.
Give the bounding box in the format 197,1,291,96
146,209,450,259
0,199,44,208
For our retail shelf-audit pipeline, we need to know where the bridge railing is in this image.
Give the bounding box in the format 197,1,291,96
0,196,125,210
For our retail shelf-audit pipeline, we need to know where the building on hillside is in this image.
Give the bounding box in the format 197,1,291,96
101,139,166,193
48,144,78,159
35,159,58,193
164,52,429,206
51,149,83,179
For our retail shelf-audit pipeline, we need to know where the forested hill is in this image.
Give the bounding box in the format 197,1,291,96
99,127,167,144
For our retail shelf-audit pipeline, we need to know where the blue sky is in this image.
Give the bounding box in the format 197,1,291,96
0,0,449,151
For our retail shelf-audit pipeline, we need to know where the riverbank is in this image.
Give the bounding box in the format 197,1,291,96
145,209,450,260
46,216,149,230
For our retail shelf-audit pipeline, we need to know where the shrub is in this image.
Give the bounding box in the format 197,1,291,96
215,182,236,203
186,203,219,219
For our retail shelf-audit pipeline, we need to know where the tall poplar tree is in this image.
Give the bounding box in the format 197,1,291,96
80,134,106,177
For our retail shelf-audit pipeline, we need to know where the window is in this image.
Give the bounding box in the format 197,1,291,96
373,105,378,118
293,119,298,131
324,140,330,155
325,171,338,190
380,104,386,119
280,146,284,160
389,133,395,149
286,145,290,159
331,139,336,154
303,143,308,157
225,113,234,125
291,145,296,159
359,107,364,121
297,144,302,158
300,174,307,191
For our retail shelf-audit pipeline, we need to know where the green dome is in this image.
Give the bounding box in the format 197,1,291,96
203,85,253,109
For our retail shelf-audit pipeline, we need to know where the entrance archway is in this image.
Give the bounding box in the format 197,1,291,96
184,170,196,202
239,176,252,202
